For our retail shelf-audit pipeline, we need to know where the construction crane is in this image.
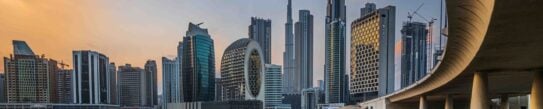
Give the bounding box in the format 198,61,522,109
407,3,424,22
59,61,69,69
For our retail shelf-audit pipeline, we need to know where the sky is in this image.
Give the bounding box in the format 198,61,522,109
0,0,444,94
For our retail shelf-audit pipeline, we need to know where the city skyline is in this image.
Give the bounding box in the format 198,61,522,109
0,0,444,93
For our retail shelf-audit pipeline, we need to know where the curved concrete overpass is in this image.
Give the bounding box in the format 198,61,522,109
359,0,543,109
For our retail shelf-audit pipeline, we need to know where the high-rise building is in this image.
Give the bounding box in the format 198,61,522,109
318,80,324,91
295,10,314,91
350,4,396,102
401,22,428,88
108,63,118,105
325,0,347,104
72,50,114,104
360,3,376,17
283,0,297,95
301,88,321,109
0,73,6,103
144,60,158,107
118,64,145,107
57,69,73,104
220,38,265,106
215,78,223,101
181,22,216,102
249,17,272,64
264,64,282,108
4,40,58,103
162,57,182,106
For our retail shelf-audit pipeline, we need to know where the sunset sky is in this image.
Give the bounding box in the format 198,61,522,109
0,0,443,93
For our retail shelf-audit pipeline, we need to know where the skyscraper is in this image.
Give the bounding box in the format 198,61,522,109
325,0,347,104
144,60,158,107
220,38,265,104
360,3,376,17
118,64,145,107
181,22,216,102
249,17,272,64
0,73,6,103
264,64,283,108
4,40,58,103
162,57,182,107
108,63,118,105
301,88,321,109
401,22,428,88
72,50,114,104
350,4,396,102
215,78,223,101
57,69,73,104
283,0,297,94
295,10,314,91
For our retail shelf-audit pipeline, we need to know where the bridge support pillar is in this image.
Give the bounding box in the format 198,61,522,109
419,96,427,109
530,72,543,109
470,72,489,109
499,94,509,109
445,94,453,109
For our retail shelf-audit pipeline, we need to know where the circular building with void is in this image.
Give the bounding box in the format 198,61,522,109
220,38,265,103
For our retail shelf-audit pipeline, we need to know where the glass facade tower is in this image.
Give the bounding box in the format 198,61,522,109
181,22,216,102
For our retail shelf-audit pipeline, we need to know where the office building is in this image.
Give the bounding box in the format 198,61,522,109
265,64,283,108
4,40,58,103
108,63,118,105
215,78,223,101
0,103,119,109
249,17,272,64
318,80,324,91
203,100,263,109
350,4,396,102
57,69,73,104
166,100,263,109
72,50,114,104
144,60,158,107
317,103,344,109
118,64,146,108
360,3,376,17
220,38,265,107
162,57,181,106
295,10,314,90
401,22,428,88
281,94,300,109
325,0,347,104
283,0,297,94
301,88,321,109
181,22,216,102
0,73,5,103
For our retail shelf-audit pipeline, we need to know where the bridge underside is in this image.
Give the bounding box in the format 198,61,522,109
360,0,543,109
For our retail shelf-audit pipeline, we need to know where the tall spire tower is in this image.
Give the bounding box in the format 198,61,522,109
283,0,297,94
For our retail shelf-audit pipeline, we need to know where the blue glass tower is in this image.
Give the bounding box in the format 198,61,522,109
181,23,216,102
325,0,347,103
